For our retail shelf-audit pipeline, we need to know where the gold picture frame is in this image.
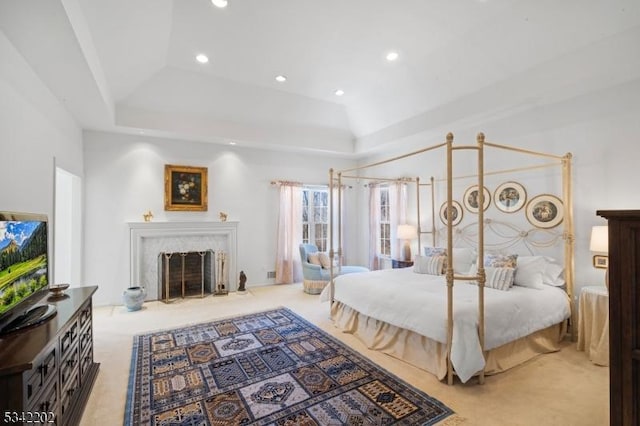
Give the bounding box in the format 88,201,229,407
494,181,527,213
463,185,491,213
593,255,608,269
164,165,208,211
525,194,564,229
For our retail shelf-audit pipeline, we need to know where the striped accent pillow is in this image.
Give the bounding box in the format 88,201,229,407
481,266,515,291
413,255,446,275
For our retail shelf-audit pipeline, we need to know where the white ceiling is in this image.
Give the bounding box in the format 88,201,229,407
1,0,639,155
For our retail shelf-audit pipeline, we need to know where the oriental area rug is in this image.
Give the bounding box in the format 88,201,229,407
124,307,455,425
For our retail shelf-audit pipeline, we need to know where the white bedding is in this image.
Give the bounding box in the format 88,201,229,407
320,267,570,383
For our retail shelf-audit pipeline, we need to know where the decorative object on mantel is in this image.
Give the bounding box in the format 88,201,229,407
219,211,228,222
237,270,247,294
164,164,208,211
213,251,229,296
123,286,146,311
143,210,153,222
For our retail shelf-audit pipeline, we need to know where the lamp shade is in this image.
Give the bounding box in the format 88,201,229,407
590,226,608,253
397,224,417,240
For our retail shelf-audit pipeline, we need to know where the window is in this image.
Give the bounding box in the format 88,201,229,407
379,186,390,257
302,187,329,251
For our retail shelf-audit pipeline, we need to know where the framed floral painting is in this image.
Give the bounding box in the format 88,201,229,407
164,164,208,211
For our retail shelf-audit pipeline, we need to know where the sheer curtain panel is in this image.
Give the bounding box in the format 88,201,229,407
275,183,303,284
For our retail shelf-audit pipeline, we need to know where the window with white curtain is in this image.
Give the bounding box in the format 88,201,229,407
302,187,329,251
379,186,391,257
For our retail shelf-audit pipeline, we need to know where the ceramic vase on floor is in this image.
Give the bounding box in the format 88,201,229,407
123,286,146,311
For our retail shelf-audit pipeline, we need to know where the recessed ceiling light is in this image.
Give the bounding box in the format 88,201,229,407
211,0,228,8
386,51,399,61
196,54,209,64
334,89,345,96
275,75,287,83
228,141,237,145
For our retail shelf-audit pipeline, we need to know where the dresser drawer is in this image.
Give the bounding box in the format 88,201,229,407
60,319,79,359
59,344,79,391
25,345,56,406
79,303,92,329
60,369,79,422
27,376,58,417
79,325,92,353
79,347,94,381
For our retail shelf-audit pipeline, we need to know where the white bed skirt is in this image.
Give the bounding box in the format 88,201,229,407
331,301,566,382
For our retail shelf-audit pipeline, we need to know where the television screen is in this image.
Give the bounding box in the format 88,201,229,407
0,212,49,320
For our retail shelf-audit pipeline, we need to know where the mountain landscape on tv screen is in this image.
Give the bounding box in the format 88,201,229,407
0,221,48,315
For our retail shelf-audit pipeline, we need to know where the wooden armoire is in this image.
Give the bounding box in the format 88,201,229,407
597,210,639,426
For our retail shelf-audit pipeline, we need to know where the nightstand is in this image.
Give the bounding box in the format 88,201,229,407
576,285,609,366
391,259,414,269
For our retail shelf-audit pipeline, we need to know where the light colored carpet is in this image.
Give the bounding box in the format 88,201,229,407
81,283,609,426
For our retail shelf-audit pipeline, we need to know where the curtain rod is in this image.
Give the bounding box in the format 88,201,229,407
270,180,352,189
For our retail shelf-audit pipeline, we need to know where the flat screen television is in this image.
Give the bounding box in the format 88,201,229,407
0,211,55,336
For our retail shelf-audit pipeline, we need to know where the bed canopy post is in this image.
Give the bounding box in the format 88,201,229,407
329,168,335,307
431,176,436,247
338,172,343,274
416,176,421,251
445,132,455,386
476,132,486,385
562,153,576,340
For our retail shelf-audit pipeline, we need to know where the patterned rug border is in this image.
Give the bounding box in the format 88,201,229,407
124,306,456,425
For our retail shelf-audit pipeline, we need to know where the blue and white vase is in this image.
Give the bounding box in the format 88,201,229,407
123,286,146,311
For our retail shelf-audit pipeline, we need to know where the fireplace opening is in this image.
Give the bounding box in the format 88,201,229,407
158,250,214,302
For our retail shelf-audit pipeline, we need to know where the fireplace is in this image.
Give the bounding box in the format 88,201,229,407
128,221,238,300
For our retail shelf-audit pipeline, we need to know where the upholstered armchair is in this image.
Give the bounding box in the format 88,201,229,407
299,243,369,294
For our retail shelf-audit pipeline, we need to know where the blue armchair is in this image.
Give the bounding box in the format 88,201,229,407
299,243,369,294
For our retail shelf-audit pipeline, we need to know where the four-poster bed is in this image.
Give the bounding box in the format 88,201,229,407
323,133,575,385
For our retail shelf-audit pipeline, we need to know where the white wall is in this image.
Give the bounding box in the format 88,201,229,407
0,29,83,282
83,131,358,306
354,78,640,302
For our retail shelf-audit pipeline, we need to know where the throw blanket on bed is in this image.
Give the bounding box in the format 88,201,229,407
320,268,570,383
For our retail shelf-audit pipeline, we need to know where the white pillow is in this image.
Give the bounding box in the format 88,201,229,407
308,252,321,266
542,258,565,286
423,247,476,275
413,255,445,275
514,256,545,289
452,248,476,275
318,252,332,269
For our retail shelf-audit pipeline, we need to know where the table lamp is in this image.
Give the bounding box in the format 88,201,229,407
397,224,417,261
589,225,609,290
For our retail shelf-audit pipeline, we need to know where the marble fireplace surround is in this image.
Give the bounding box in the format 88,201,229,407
129,221,238,300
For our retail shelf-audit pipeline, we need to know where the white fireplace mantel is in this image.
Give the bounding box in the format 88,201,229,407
128,221,238,298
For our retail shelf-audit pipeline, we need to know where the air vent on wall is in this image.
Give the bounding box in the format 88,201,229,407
267,271,276,279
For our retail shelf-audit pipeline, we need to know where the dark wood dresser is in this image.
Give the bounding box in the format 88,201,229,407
0,286,99,426
597,210,639,426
